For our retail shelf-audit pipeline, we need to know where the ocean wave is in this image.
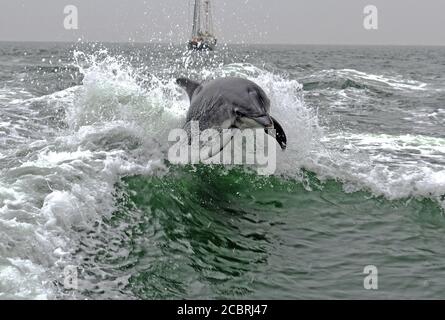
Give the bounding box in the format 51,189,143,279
302,68,429,93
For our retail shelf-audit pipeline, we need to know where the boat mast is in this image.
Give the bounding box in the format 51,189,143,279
204,0,212,36
191,0,201,37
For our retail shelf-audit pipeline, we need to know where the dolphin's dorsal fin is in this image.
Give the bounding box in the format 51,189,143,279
176,78,200,101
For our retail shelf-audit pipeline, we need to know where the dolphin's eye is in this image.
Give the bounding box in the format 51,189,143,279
235,110,244,117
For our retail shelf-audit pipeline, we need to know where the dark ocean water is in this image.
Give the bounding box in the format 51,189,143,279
0,42,444,299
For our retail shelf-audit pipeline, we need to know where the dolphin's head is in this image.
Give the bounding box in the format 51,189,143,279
218,80,273,129
231,89,287,150
221,84,286,150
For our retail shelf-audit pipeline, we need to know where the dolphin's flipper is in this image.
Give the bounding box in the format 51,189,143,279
176,78,200,101
266,117,287,150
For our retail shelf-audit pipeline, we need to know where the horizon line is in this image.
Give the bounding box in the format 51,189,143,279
1,39,445,47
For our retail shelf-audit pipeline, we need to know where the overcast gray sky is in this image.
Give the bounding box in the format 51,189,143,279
0,0,444,45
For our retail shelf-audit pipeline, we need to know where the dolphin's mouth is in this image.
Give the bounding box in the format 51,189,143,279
251,115,287,150
234,115,287,150
251,115,274,128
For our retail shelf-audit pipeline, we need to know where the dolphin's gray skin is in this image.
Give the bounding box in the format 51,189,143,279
176,77,287,150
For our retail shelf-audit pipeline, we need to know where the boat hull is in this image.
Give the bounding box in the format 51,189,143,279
188,39,217,51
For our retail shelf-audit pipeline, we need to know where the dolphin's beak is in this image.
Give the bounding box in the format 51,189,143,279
265,117,287,150
252,115,274,128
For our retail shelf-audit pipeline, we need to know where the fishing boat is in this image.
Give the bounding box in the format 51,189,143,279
188,0,217,51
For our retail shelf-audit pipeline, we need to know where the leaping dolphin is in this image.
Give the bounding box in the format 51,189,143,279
176,77,287,150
